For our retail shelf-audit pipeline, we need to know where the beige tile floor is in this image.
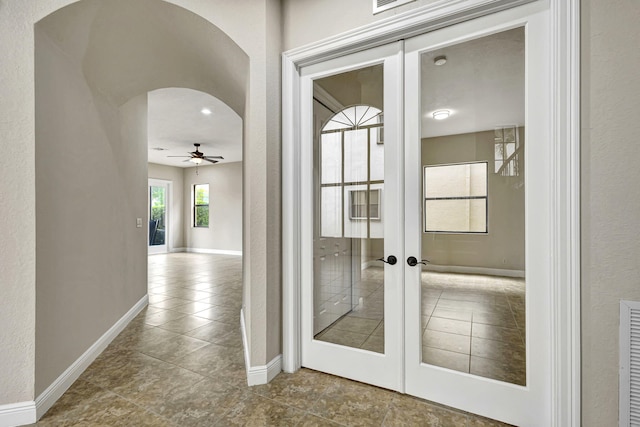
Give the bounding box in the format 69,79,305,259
33,253,512,426
317,267,526,386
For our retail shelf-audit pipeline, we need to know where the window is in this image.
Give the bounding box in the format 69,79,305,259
424,162,488,233
494,126,520,177
349,189,381,220
194,184,209,227
318,104,385,238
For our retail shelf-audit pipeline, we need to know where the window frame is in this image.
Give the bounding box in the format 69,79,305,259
423,161,488,234
349,188,381,220
193,183,210,228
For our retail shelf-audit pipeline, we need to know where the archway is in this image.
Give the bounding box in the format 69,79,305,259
34,0,250,416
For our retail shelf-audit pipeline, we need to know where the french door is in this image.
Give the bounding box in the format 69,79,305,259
300,4,550,426
148,179,169,254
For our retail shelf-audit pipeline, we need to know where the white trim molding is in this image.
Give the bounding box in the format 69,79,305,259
423,264,525,278
185,248,242,256
241,308,282,386
0,401,36,427
247,356,283,387
35,295,148,420
282,0,580,425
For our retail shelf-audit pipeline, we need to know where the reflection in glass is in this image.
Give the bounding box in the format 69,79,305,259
419,28,527,385
312,65,386,353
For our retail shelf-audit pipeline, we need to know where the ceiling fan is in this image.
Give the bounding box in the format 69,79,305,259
168,143,224,164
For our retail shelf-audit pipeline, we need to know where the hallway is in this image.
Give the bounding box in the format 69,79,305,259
33,254,510,426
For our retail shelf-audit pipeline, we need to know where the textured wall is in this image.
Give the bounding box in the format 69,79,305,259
581,1,640,425
183,162,243,252
35,26,148,394
282,0,440,50
0,0,37,405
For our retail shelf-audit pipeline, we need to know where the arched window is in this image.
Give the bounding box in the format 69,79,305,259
319,105,384,238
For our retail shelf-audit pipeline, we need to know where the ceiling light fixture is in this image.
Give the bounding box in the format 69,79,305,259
434,56,447,66
190,157,203,164
432,110,451,120
201,108,212,115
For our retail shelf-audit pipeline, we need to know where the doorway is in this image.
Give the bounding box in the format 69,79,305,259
293,4,556,426
148,179,170,254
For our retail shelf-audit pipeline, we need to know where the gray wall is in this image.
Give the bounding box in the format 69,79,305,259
35,27,148,395
183,162,243,252
148,163,185,251
581,0,640,425
422,130,525,272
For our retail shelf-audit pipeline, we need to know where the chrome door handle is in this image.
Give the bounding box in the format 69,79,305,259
377,255,398,265
407,256,430,266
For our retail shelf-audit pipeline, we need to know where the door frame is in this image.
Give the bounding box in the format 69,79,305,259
281,0,580,425
148,178,171,254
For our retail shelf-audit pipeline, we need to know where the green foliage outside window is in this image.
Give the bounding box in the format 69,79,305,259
194,184,209,227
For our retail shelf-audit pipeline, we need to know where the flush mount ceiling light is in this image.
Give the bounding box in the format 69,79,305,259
433,55,447,66
201,108,212,115
432,110,451,120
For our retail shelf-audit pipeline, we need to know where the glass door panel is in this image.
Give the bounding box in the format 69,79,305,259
149,180,168,254
404,6,550,425
301,42,404,391
418,28,526,385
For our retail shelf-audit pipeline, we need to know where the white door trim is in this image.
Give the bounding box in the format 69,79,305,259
281,0,580,425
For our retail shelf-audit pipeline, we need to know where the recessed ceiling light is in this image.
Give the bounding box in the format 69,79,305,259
432,110,451,120
434,56,447,66
201,108,212,115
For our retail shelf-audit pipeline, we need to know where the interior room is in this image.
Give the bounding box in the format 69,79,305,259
313,28,526,386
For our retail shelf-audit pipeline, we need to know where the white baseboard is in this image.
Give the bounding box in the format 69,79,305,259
0,401,36,427
423,264,525,278
34,295,148,420
170,247,186,253
361,260,381,270
240,308,251,384
247,355,282,386
240,308,282,386
185,248,242,256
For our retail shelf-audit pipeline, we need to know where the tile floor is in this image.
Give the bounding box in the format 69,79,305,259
33,253,512,426
317,267,526,386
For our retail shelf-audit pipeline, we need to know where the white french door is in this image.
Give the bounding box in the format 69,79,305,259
300,41,405,391
148,179,169,254
299,3,551,425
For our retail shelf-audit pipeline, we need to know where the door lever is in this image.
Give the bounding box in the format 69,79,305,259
377,255,398,265
407,256,430,267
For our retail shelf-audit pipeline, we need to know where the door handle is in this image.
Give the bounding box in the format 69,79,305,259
407,256,430,267
377,255,398,265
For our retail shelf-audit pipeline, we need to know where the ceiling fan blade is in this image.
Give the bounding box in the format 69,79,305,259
182,159,193,162
204,156,224,160
203,158,219,164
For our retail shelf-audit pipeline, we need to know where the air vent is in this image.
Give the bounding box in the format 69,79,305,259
151,147,167,151
373,0,416,15
620,300,640,426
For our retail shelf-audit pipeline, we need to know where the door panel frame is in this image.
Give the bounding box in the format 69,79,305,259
148,178,171,254
403,9,551,425
299,42,406,391
282,0,580,425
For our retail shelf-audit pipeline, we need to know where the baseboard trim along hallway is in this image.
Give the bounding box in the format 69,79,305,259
34,295,149,420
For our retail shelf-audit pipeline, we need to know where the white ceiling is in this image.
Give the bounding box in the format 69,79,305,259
147,88,242,167
420,27,524,138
